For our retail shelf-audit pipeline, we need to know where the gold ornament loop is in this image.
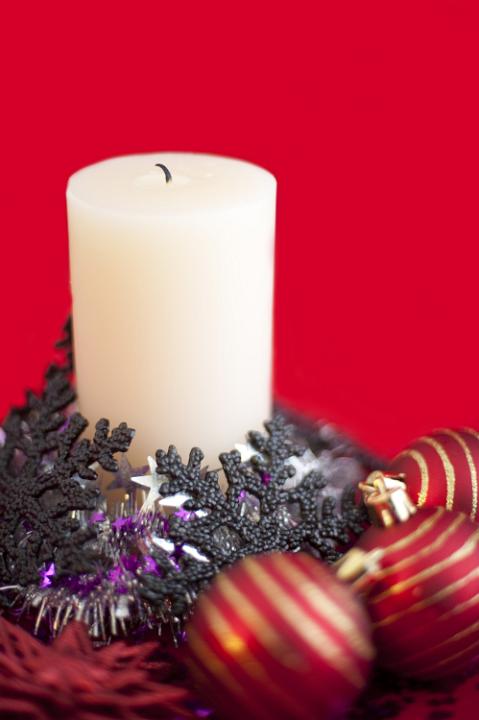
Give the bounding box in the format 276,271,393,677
359,471,417,527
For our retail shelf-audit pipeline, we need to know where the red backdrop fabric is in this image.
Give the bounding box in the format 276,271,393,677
1,1,479,459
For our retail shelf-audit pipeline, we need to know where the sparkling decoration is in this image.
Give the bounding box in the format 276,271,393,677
390,428,479,519
0,322,375,642
138,418,369,623
185,552,374,720
132,455,166,512
0,323,134,590
0,615,198,719
286,448,324,484
352,472,479,680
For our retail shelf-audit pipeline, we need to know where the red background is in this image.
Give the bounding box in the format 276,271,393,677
1,1,479,459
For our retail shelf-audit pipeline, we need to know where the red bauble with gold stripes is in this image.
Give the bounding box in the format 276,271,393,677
185,552,374,720
389,428,479,519
356,506,479,679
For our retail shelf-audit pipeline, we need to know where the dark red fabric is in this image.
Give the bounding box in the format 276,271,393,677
351,669,479,720
396,677,479,720
0,618,194,719
397,678,479,720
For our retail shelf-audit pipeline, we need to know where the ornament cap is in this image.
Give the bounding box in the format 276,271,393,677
359,470,417,527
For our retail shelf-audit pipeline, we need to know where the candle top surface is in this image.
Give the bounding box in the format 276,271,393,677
67,153,276,217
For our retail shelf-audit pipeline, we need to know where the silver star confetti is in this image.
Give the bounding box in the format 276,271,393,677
132,456,165,512
234,442,262,462
286,449,325,486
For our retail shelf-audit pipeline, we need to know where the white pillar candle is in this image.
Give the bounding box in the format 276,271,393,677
67,153,276,469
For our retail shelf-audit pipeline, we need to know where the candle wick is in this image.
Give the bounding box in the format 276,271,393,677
155,163,172,183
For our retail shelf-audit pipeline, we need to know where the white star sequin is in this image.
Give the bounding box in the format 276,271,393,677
234,443,261,462
132,456,207,516
286,449,325,487
132,456,165,512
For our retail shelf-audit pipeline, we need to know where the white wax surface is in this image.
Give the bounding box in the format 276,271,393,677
67,153,276,468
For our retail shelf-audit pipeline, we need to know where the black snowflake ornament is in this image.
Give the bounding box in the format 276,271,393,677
0,329,134,588
139,414,370,619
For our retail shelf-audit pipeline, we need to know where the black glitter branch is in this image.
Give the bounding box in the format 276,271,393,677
139,414,370,618
0,327,134,588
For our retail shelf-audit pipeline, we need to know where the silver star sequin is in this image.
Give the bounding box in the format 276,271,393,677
286,449,325,486
131,456,165,512
132,456,202,514
235,442,261,462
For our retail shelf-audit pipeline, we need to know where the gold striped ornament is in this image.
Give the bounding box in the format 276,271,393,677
389,428,479,519
339,472,479,680
185,552,374,720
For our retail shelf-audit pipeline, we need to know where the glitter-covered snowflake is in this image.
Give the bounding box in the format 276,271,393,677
0,324,134,589
138,414,369,619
